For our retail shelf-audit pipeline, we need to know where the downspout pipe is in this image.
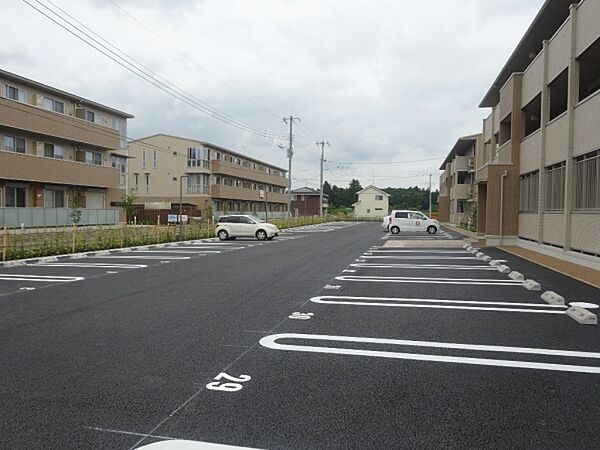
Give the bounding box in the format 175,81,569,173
499,170,508,246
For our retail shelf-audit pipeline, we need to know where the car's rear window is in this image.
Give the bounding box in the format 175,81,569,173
395,212,408,219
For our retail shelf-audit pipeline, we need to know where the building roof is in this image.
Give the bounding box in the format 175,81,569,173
439,133,481,170
0,68,134,118
479,0,576,107
356,185,390,196
291,186,326,196
132,133,287,172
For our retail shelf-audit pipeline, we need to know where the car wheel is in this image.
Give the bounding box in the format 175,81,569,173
217,229,229,240
256,229,267,240
427,226,437,234
391,226,400,234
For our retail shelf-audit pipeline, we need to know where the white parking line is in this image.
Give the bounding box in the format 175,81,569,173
0,274,84,282
33,263,147,269
259,333,600,374
128,250,221,254
94,255,191,260
309,295,567,314
350,263,498,271
335,275,523,286
366,250,470,254
165,246,245,250
360,255,478,260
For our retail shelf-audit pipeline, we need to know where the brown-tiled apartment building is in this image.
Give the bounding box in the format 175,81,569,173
291,187,328,216
473,0,600,268
438,134,481,226
127,134,288,218
0,69,132,226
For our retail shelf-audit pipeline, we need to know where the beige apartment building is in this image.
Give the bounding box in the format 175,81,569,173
127,134,288,219
438,134,481,226
0,69,132,227
475,0,600,268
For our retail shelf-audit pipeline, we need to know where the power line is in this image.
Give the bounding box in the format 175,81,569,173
325,156,445,165
23,0,286,140
108,0,281,120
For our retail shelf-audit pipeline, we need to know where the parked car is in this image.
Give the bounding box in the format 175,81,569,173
215,215,279,241
381,215,390,231
388,210,439,234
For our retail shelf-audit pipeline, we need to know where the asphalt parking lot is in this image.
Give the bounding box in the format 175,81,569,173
1,221,599,449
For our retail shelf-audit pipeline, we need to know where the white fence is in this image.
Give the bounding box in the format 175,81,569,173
1,208,120,228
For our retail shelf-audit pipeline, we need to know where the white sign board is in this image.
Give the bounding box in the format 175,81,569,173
167,214,188,223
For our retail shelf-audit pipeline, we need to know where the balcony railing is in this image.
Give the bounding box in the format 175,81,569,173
0,150,120,188
0,97,120,150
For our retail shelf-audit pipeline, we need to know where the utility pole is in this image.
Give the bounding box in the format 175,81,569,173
316,140,330,217
429,173,433,218
283,115,300,217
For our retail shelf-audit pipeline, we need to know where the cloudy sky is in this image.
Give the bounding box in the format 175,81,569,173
7,0,543,190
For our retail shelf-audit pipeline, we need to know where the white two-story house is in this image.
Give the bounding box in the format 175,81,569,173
352,185,389,218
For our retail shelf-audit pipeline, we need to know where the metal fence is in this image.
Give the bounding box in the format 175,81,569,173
213,211,289,220
0,208,120,228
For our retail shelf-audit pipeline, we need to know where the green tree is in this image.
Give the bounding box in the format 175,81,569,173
120,191,138,223
69,195,82,225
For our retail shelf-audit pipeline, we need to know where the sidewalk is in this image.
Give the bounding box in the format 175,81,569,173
499,245,600,289
442,223,477,239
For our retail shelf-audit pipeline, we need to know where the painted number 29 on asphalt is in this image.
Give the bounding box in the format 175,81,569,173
205,372,251,392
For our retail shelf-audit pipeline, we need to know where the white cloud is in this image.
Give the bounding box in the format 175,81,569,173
6,0,544,189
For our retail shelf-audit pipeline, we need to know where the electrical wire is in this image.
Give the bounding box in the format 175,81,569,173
23,0,286,140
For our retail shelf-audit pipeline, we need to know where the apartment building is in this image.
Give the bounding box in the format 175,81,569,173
475,0,600,267
127,134,288,218
291,187,328,216
438,134,481,226
0,69,132,227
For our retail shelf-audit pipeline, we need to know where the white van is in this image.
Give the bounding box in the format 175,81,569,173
388,210,439,234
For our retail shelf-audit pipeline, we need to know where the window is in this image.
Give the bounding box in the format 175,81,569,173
224,155,233,163
367,209,371,214
394,211,408,219
5,186,26,207
409,212,426,220
375,208,383,211
42,97,64,114
234,158,241,165
3,136,26,153
44,188,65,208
44,143,64,159
133,173,139,192
545,162,566,211
375,195,384,201
145,174,150,194
111,155,127,186
187,147,210,168
77,150,102,165
224,178,234,186
574,150,600,210
85,110,95,122
578,37,600,102
153,149,157,168
242,181,252,189
519,171,539,212
5,85,25,102
242,161,251,168
522,95,541,138
212,176,221,185
142,148,146,169
187,173,210,194
549,69,568,121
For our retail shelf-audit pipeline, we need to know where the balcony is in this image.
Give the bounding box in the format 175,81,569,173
211,160,287,187
0,150,119,188
0,97,120,150
450,184,472,200
212,184,288,203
